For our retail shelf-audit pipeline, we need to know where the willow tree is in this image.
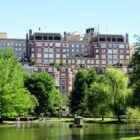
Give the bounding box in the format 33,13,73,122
87,82,110,120
0,48,38,123
104,68,132,121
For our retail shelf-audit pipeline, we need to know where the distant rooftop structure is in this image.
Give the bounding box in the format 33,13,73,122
0,32,7,39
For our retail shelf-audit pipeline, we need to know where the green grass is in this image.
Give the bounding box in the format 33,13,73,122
121,136,140,140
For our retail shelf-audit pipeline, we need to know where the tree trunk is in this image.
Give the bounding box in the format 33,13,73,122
117,114,121,122
102,115,104,121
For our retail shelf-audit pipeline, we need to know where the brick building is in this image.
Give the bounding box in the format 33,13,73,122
25,28,131,94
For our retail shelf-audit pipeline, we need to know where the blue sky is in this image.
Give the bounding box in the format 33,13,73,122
0,0,139,44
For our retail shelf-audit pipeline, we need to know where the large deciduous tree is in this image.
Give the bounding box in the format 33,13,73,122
87,81,110,121
70,70,88,115
0,48,38,123
104,68,132,121
24,72,62,116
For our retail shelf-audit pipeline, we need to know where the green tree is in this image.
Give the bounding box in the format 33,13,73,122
87,81,110,120
24,72,62,116
104,68,132,121
70,70,88,115
0,48,38,123
126,107,140,134
86,68,98,88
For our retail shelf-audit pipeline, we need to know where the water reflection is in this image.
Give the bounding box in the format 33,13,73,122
0,121,138,140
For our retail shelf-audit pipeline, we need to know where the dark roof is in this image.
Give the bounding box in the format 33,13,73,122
97,34,123,37
34,32,61,36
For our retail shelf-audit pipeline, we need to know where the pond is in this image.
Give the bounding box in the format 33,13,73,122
0,121,139,140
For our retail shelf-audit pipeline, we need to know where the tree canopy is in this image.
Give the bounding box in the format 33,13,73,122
24,72,62,116
0,48,38,121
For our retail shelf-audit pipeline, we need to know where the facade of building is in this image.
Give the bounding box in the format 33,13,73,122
25,29,131,94
89,33,130,66
0,38,26,60
26,29,67,65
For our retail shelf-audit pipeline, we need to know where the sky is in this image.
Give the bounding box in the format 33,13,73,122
0,0,140,44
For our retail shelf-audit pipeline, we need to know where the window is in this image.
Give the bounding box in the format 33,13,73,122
126,50,130,54
126,55,130,59
55,43,61,47
96,55,99,59
56,48,60,52
113,44,117,48
120,50,124,54
72,59,75,63
113,55,117,59
49,43,53,46
56,54,60,58
120,55,124,59
31,53,34,57
81,60,85,64
19,48,21,51
44,43,49,46
101,44,106,48
62,59,66,63
87,60,90,64
119,44,124,48
72,44,74,47
77,60,80,64
63,54,66,58
108,60,112,65
96,49,99,53
61,73,66,78
34,67,38,72
44,54,48,58
38,48,41,52
49,48,53,52
82,44,85,48
37,59,42,63
112,38,116,42
113,50,117,54
109,44,112,48
91,60,94,64
108,49,112,54
63,49,66,52
113,60,117,64
37,53,41,57
49,54,53,58
49,59,53,63
56,59,60,63
108,55,112,59
44,48,48,52
102,49,106,53
102,55,106,59
61,68,65,72
102,60,106,64
36,42,42,46
44,59,48,64
96,60,99,64
61,86,66,91
61,79,66,84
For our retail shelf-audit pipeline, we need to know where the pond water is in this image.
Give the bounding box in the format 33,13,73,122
0,121,139,140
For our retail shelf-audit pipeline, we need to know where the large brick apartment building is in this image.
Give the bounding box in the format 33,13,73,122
25,28,131,94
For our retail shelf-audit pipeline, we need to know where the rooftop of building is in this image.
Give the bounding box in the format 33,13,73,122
97,34,123,37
